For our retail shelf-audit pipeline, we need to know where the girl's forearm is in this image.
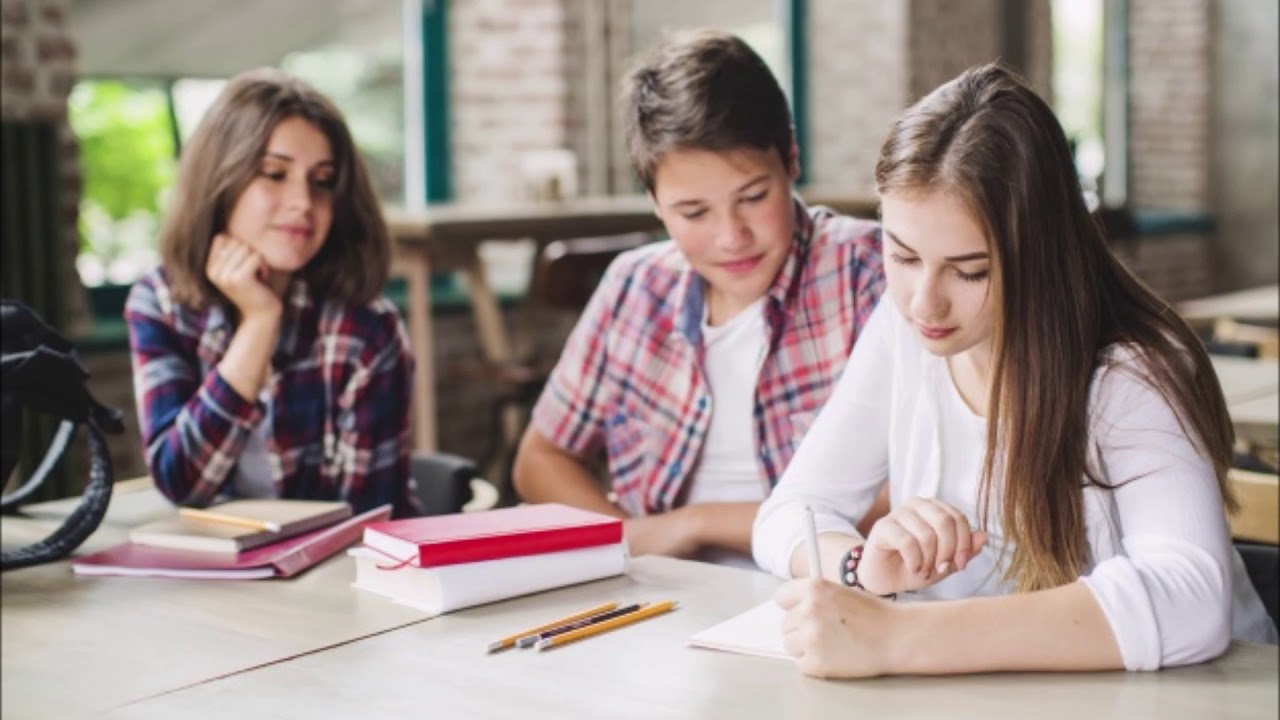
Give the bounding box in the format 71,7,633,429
887,581,1123,674
217,313,280,401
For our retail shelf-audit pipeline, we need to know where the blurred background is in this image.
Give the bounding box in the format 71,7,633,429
2,0,1276,498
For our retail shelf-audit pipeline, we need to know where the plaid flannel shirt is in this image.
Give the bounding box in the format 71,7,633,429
126,268,417,517
531,198,885,515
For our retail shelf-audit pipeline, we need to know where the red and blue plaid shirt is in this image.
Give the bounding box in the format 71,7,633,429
531,199,885,515
126,268,417,517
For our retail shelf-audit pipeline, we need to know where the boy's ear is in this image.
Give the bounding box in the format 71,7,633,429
646,190,662,218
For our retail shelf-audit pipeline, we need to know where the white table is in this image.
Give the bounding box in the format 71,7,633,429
99,558,1277,720
5,482,1275,720
0,481,428,718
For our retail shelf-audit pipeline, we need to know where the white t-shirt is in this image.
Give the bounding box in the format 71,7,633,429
686,297,769,569
753,301,1278,669
232,388,279,499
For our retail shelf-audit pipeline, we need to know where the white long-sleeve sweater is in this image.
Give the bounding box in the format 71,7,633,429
753,301,1277,670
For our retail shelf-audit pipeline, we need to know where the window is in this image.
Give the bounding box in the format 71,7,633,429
1051,0,1105,210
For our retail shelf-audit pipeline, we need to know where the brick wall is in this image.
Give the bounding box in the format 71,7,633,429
907,0,1003,103
0,0,88,335
450,0,571,202
1124,0,1215,301
1128,0,1211,213
805,0,908,196
1110,233,1214,303
805,0,1051,196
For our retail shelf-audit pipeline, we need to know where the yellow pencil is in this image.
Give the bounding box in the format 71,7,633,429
487,602,619,653
535,600,677,650
178,507,282,534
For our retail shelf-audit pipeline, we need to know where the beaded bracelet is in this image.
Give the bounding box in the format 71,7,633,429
839,544,896,600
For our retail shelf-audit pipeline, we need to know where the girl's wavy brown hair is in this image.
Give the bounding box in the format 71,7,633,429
159,67,389,309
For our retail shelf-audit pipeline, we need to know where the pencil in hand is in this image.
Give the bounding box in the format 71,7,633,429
535,600,677,651
803,504,821,579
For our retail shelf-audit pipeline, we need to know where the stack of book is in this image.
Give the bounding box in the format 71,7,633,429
73,499,390,579
349,503,627,616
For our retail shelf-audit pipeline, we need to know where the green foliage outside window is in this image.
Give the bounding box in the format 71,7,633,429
68,80,175,286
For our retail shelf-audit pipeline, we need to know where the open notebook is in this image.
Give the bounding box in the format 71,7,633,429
687,601,790,660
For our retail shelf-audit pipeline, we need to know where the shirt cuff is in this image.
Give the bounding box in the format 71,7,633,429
1079,561,1162,671
201,369,265,429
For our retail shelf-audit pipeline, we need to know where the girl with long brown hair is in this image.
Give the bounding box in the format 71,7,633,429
752,62,1276,677
126,68,417,517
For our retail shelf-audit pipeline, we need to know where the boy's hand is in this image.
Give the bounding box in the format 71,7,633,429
623,507,703,558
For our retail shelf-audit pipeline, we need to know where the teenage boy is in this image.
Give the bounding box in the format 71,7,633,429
512,29,885,566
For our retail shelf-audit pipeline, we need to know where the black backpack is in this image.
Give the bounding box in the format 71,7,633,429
1,299,124,569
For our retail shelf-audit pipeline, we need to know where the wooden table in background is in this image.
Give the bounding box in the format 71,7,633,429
1179,284,1279,325
386,191,878,452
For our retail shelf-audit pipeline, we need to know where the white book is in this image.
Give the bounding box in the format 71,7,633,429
687,600,790,660
349,541,627,616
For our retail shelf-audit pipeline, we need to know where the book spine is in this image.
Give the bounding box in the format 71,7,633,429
273,506,391,577
416,522,622,568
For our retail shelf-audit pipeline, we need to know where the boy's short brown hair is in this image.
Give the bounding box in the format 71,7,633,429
621,29,795,192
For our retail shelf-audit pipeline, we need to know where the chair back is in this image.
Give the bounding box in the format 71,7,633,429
527,232,652,310
410,451,476,516
1236,542,1280,630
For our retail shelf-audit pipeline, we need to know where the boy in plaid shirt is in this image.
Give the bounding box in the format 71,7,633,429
512,30,886,565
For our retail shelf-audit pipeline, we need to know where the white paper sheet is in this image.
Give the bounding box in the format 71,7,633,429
687,600,790,660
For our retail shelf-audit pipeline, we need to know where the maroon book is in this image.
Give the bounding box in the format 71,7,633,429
72,504,391,579
361,503,623,568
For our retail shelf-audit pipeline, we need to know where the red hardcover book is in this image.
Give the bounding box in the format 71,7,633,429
71,504,391,579
361,503,623,568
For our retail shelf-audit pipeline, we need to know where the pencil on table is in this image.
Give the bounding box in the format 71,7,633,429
486,602,619,653
178,507,282,533
535,600,677,650
516,603,645,648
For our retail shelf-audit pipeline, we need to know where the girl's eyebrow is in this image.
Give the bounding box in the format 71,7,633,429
263,152,335,169
885,229,988,262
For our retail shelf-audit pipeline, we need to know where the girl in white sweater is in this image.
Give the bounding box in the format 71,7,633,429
751,63,1277,678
